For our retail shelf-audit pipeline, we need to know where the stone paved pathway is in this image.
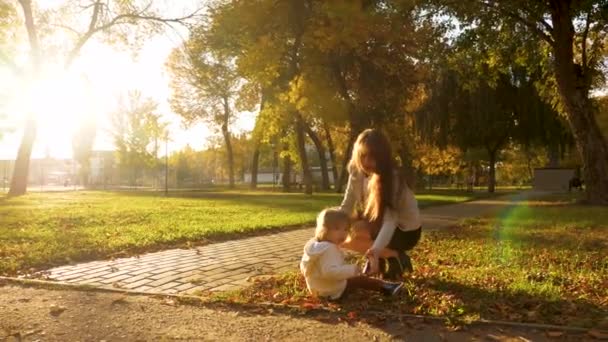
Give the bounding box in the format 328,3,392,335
42,193,522,295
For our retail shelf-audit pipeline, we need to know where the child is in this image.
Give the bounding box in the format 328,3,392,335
300,208,403,300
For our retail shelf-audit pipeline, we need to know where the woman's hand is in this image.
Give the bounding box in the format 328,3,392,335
365,248,380,275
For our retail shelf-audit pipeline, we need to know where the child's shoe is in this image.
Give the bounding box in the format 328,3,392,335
381,282,404,296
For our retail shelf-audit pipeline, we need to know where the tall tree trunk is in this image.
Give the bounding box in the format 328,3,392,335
250,145,260,189
295,113,313,194
9,118,36,196
398,139,417,190
547,144,560,168
323,123,339,188
304,123,330,190
336,129,358,193
282,142,292,192
487,149,497,193
222,98,235,188
222,124,235,189
550,1,608,204
10,0,40,196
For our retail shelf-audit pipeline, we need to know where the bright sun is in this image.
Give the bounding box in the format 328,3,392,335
9,68,99,156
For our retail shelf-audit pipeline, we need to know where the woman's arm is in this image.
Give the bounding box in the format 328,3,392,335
369,209,398,253
338,172,359,215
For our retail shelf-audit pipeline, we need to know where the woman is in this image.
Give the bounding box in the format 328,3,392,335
340,128,422,280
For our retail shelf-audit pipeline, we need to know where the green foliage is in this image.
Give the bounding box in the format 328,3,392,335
497,143,548,186
71,118,97,186
0,1,17,45
167,40,243,129
109,91,165,185
204,0,440,173
413,144,462,177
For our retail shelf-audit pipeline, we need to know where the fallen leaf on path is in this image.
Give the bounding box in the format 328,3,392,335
111,297,128,305
546,331,564,338
49,304,66,316
588,329,608,340
301,302,318,310
161,298,176,306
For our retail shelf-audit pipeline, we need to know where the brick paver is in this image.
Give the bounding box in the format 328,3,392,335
41,193,521,295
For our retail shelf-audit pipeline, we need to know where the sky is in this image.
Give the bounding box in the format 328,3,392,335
0,0,256,160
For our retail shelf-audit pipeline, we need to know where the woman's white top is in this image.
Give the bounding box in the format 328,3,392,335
339,169,421,253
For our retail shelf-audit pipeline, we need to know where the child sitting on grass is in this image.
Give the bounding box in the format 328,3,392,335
300,208,403,300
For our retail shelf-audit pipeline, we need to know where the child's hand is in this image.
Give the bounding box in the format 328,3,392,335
365,249,380,275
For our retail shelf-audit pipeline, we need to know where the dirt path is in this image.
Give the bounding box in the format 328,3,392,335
0,284,592,342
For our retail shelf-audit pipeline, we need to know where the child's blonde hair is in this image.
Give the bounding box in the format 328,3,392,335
315,208,350,241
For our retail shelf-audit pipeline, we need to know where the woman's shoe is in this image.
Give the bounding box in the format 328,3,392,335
397,251,414,273
383,257,403,281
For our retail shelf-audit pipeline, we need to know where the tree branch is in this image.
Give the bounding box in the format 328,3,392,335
478,0,555,47
88,1,102,33
17,0,41,70
64,7,202,69
48,23,82,36
581,9,591,72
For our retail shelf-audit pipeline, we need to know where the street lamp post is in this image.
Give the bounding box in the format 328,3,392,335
165,135,169,196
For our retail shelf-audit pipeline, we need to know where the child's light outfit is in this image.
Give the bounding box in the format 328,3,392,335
299,238,357,299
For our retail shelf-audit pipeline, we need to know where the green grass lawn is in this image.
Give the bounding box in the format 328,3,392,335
223,194,608,327
0,189,494,276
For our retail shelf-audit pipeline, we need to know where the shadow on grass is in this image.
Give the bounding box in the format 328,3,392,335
206,272,605,340
438,218,608,254
420,276,606,328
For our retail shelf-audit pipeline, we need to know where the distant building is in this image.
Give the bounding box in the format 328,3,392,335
89,150,118,186
0,158,77,187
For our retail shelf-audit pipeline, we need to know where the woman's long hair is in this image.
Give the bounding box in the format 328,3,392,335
349,129,395,228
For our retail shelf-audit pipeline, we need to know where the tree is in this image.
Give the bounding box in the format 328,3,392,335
167,33,251,189
3,0,198,196
498,143,548,186
110,91,162,186
413,144,463,188
432,0,608,204
205,0,437,194
303,121,330,190
595,95,608,141
419,67,517,192
71,119,96,187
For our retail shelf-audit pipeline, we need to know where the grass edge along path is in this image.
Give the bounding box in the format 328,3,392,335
0,189,498,276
